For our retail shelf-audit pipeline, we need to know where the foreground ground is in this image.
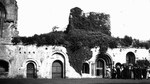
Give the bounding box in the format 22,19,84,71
0,78,150,84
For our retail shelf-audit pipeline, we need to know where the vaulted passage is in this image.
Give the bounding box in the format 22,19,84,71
0,60,9,77
26,62,37,78
52,60,63,78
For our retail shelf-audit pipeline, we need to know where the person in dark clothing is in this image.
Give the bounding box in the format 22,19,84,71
133,67,138,80
111,67,116,79
137,67,142,80
142,67,147,79
116,67,121,79
122,66,128,79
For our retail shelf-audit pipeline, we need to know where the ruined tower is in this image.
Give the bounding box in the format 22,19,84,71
0,0,18,78
0,0,18,44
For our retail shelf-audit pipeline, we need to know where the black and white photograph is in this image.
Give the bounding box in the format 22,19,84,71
1,0,150,84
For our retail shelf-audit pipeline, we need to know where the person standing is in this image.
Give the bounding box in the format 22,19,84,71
116,67,121,79
111,67,116,79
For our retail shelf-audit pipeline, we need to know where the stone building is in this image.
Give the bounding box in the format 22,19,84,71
0,0,150,79
0,0,18,78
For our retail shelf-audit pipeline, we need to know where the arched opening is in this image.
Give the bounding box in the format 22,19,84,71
96,54,112,78
96,59,105,78
52,60,63,78
26,62,37,78
0,2,6,37
82,63,89,74
126,52,135,65
0,60,9,77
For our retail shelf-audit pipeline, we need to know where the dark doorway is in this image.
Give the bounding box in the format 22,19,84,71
27,62,36,78
0,60,9,77
52,60,63,78
126,52,135,64
96,59,105,78
82,63,89,74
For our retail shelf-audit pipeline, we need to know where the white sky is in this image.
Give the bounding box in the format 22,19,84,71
17,0,150,41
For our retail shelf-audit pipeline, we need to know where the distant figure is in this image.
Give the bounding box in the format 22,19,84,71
116,67,121,79
106,70,111,78
137,67,142,80
106,66,111,78
146,67,150,79
111,67,116,79
142,67,147,79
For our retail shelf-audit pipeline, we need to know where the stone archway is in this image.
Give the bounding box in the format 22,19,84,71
126,52,135,65
26,62,37,78
52,60,63,78
51,52,66,79
96,53,113,78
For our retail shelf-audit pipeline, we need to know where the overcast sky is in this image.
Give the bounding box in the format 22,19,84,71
17,0,150,41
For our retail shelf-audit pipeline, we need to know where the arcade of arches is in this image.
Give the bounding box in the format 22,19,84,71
25,53,65,79
82,53,113,78
0,45,149,79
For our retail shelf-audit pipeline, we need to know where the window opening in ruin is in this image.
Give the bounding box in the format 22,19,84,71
82,63,89,74
19,48,21,51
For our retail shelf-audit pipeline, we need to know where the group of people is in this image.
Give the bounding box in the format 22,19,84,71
110,64,150,79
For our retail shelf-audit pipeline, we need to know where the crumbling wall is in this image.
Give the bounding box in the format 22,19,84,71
2,45,80,78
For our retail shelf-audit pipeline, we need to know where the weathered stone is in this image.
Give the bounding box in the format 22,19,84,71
0,0,150,79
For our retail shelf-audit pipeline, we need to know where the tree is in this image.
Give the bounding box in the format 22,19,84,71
52,26,59,32
121,35,133,47
136,59,150,68
87,12,111,36
108,37,118,49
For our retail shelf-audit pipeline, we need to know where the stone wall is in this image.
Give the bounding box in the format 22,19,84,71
1,44,150,78
1,45,80,78
0,0,18,43
107,48,150,65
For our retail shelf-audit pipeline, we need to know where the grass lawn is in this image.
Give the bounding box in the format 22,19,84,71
0,78,150,84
